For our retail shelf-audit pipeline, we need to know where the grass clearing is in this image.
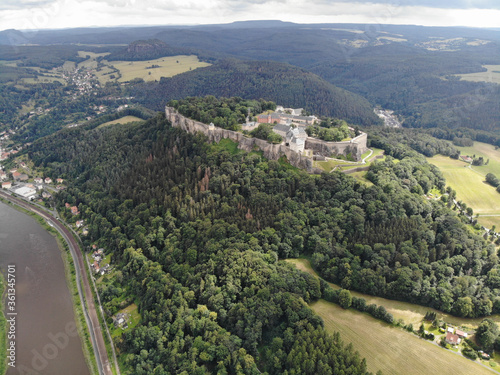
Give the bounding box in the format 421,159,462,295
63,61,76,72
428,152,500,229
457,65,500,84
312,299,494,375
97,116,144,128
110,303,141,339
20,76,66,84
106,55,211,82
313,147,385,173
210,138,242,155
286,258,500,328
77,51,111,70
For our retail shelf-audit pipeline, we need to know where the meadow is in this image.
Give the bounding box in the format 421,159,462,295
105,55,211,82
287,258,500,328
97,116,144,128
312,300,496,375
457,65,500,84
428,141,500,229
313,147,385,173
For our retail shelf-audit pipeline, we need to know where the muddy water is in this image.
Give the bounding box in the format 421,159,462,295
0,201,90,375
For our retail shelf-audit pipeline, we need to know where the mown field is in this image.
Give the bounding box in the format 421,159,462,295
313,147,385,173
97,115,144,128
428,142,500,229
77,50,110,70
287,258,500,328
106,55,211,82
312,300,495,375
457,65,500,84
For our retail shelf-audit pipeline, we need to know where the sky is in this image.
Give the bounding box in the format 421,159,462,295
1,0,500,32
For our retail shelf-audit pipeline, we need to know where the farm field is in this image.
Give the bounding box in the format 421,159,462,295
312,300,496,375
428,150,500,229
455,141,500,177
457,65,500,84
105,55,211,82
77,50,110,70
98,116,144,128
286,258,500,328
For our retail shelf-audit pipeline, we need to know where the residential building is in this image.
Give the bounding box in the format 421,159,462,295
445,332,461,345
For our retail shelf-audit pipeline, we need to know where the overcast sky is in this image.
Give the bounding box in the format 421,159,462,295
1,0,500,31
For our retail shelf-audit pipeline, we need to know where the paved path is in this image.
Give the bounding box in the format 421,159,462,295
0,190,112,375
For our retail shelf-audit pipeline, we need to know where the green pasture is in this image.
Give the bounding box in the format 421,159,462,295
457,65,500,84
106,55,211,82
428,152,500,229
312,300,494,375
286,258,500,329
97,116,144,128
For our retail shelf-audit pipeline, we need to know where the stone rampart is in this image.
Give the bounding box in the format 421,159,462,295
165,107,322,173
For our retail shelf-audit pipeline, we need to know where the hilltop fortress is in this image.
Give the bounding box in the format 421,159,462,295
165,106,368,173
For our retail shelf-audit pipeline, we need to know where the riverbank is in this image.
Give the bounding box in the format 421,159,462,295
0,272,6,375
0,195,98,374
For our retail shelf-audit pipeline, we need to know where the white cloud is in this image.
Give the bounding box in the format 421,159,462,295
1,0,500,31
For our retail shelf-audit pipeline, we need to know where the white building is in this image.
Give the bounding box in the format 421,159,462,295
14,186,37,199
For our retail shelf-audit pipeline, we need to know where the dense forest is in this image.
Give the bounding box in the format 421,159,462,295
168,96,276,131
130,59,381,127
28,115,374,374
25,110,500,374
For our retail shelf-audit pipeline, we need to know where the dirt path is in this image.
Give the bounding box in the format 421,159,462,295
0,191,112,375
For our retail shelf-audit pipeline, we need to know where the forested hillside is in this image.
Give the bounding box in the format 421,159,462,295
26,112,500,375
28,115,373,375
131,59,381,126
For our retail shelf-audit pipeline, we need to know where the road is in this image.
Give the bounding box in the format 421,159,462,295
0,190,113,375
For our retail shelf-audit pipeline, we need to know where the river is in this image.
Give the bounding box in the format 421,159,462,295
0,201,90,375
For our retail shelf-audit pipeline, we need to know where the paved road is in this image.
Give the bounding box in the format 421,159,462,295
0,190,112,375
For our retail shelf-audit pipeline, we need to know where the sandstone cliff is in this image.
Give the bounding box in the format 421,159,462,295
165,107,321,173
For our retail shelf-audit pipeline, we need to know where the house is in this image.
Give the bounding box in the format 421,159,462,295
460,155,472,163
70,206,79,215
455,329,468,338
273,123,291,138
44,177,52,184
0,171,6,180
286,127,308,153
445,332,461,345
257,113,281,124
34,177,43,184
18,174,28,181
56,178,64,184
2,181,12,189
92,261,100,273
12,171,21,180
447,327,454,333
42,192,52,199
56,185,66,190
65,202,71,208
76,220,84,228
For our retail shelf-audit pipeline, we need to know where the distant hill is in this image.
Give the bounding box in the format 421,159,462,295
106,39,192,61
131,58,381,126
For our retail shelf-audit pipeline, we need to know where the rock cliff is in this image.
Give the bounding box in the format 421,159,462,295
165,107,320,173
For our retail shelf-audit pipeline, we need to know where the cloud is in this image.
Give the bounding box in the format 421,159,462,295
316,0,500,10
1,0,500,31
0,0,58,11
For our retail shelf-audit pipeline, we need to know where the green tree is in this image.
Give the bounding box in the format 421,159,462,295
338,289,352,309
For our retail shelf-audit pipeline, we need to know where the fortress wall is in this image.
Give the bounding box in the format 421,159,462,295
165,107,322,173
